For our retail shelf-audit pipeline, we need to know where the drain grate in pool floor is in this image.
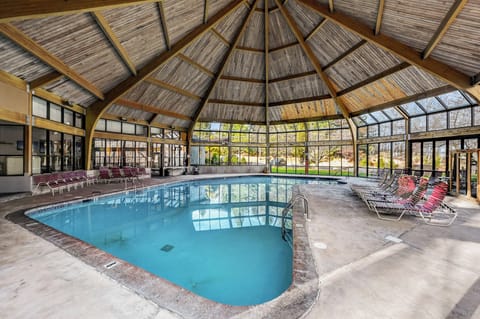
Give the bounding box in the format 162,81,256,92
161,244,174,252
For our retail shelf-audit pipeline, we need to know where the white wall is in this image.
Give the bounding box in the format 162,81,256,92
0,176,32,193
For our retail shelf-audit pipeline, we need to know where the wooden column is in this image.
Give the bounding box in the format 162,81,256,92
147,126,152,168
24,90,33,175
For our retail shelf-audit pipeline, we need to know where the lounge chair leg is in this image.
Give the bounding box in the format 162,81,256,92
373,207,404,222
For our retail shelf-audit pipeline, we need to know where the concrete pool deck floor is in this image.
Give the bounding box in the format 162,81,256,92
1,174,479,319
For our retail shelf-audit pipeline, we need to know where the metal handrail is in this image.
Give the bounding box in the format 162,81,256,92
281,194,309,241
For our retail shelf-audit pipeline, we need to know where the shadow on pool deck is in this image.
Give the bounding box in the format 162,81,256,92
1,175,479,319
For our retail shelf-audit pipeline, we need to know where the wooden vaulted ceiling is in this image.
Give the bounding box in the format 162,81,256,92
0,0,479,132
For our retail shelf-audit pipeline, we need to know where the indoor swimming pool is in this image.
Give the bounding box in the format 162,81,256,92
28,176,332,305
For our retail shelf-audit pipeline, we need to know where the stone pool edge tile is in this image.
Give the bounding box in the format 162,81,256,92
5,181,319,319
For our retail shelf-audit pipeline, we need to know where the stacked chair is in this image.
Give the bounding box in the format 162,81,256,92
32,170,91,196
351,172,457,226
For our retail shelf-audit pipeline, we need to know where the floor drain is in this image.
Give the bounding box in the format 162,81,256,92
161,244,174,252
25,222,38,227
385,235,403,243
104,261,118,269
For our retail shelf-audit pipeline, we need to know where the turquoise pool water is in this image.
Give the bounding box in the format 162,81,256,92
29,176,331,305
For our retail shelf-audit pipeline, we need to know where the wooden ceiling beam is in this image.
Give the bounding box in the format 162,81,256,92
269,95,331,107
328,0,334,12
85,0,244,168
29,71,62,89
145,77,202,100
157,1,171,50
211,29,230,47
102,112,149,125
208,99,264,107
92,11,137,76
236,46,264,53
0,23,104,99
203,0,209,24
297,0,474,92
349,85,454,116
0,0,158,23
86,0,243,119
305,18,327,41
116,99,192,121
270,70,317,83
394,106,409,120
220,75,264,83
189,0,260,132
269,41,298,53
274,0,350,119
0,69,27,91
337,62,410,96
177,53,215,77
374,0,385,35
322,40,367,71
265,0,270,126
268,0,289,13
422,0,467,59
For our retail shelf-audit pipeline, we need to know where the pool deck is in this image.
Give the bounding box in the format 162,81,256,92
1,174,479,319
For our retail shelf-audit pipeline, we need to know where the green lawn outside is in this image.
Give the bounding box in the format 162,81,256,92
270,166,354,176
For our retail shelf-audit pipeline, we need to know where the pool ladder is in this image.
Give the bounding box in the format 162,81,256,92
281,194,309,247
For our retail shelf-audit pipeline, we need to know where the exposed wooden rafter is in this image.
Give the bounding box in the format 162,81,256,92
203,0,209,23
236,46,264,53
265,0,270,126
269,41,298,53
0,0,158,23
220,75,264,83
270,70,317,83
305,18,327,41
337,62,410,96
0,69,27,91
29,71,62,89
208,99,264,107
269,0,291,13
116,99,192,121
274,0,350,119
422,0,467,59
297,0,480,102
85,0,245,168
144,77,202,101
177,53,215,77
92,11,137,76
269,95,330,107
157,1,171,50
0,23,104,99
394,106,409,120
349,85,453,116
189,0,259,131
374,0,385,35
328,0,334,12
322,40,367,71
211,29,230,47
198,118,265,125
87,0,243,118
